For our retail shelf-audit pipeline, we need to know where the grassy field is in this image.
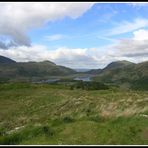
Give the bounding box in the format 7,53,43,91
0,82,148,145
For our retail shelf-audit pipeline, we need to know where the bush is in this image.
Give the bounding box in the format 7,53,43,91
70,81,109,90
62,116,74,123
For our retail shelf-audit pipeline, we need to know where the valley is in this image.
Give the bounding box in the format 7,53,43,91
0,55,148,145
0,2,148,145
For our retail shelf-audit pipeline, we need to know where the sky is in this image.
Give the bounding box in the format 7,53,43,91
0,2,148,69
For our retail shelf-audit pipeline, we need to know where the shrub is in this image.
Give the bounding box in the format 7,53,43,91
62,116,74,123
70,81,109,90
42,126,55,137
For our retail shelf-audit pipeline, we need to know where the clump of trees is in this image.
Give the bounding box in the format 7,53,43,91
70,80,109,90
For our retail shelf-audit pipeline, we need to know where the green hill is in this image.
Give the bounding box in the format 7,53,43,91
102,60,135,71
86,60,135,75
93,61,148,90
0,56,76,82
0,82,148,145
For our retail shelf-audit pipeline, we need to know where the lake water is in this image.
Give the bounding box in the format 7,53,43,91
34,78,60,83
34,76,92,84
74,77,91,82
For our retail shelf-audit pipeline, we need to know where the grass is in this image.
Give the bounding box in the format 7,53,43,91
0,82,148,145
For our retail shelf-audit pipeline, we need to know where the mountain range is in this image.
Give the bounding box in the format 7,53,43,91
0,55,76,82
0,55,148,90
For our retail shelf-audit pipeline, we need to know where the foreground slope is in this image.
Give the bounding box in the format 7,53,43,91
0,83,148,145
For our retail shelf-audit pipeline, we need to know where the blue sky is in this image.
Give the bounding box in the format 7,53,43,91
29,3,148,48
0,2,148,69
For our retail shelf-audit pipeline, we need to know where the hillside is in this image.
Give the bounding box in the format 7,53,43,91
0,83,147,145
102,60,135,71
0,55,147,90
84,69,102,75
0,56,76,82
0,55,16,64
86,60,135,75
93,61,148,90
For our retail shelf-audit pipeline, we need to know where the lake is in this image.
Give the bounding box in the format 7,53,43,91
74,77,91,82
34,78,60,83
34,76,92,84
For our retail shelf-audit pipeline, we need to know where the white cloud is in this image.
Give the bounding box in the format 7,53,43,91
107,18,148,36
114,29,148,52
111,29,148,63
0,2,94,48
133,29,148,41
115,39,148,52
0,45,49,62
0,45,101,69
0,36,147,69
45,34,65,41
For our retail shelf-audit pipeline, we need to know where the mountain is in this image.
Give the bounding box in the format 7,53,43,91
130,61,148,90
0,56,147,90
134,61,148,77
0,56,76,82
93,60,148,90
86,60,135,75
102,60,135,71
0,55,16,64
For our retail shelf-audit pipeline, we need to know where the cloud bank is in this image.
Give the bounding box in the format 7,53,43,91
0,2,94,48
110,29,148,63
0,46,101,69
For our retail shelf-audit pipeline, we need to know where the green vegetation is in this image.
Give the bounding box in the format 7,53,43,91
0,82,148,145
0,56,148,92
0,60,76,82
93,61,148,91
70,81,109,90
0,56,148,145
130,77,148,91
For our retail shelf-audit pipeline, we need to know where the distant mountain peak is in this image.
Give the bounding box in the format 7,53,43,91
103,60,135,71
109,60,134,65
40,60,56,65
